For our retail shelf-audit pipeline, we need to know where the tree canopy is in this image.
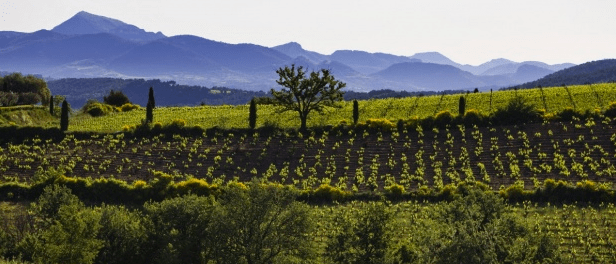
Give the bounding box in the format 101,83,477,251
271,65,346,130
0,73,50,106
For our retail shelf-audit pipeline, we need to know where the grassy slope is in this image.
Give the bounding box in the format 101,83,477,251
0,105,58,127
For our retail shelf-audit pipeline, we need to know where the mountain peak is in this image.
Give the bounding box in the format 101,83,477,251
52,11,165,43
409,52,460,67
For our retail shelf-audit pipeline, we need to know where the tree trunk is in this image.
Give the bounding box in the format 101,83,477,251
300,115,307,131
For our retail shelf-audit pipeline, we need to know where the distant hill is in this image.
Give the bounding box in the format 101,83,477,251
330,50,416,74
52,11,165,42
514,59,616,89
372,62,486,90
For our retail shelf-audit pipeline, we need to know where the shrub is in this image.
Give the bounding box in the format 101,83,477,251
385,184,405,199
103,90,130,107
491,96,541,125
556,107,580,121
363,118,395,131
169,119,186,128
604,101,616,118
119,103,140,112
82,100,116,117
463,109,486,126
310,184,349,202
434,110,454,128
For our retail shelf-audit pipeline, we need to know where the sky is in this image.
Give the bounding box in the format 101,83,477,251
1,0,615,65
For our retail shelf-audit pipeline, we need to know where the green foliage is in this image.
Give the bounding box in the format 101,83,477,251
326,201,394,264
271,64,346,130
144,195,217,264
249,98,257,129
34,205,103,264
31,185,82,224
82,100,116,117
408,186,562,263
119,103,140,112
309,184,350,202
0,73,50,106
213,180,315,263
103,90,131,107
95,205,148,264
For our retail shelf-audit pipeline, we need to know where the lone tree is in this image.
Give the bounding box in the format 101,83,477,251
271,65,346,131
146,87,155,124
104,90,130,107
353,99,359,125
60,100,69,131
249,98,257,129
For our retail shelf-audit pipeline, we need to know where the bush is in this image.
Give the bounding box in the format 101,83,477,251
82,100,116,117
310,184,349,202
604,102,616,118
326,201,393,264
434,110,454,128
103,90,130,107
491,96,541,125
463,109,486,126
412,187,562,263
363,118,395,131
119,103,140,112
556,107,580,121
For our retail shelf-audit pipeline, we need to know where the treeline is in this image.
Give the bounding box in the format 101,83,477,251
511,59,616,90
46,77,474,109
47,78,268,109
0,180,565,264
343,89,468,101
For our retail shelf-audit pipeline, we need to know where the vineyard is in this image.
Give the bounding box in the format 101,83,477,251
2,83,616,263
66,83,616,132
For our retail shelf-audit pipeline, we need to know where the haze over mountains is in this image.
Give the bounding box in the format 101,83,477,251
0,11,576,92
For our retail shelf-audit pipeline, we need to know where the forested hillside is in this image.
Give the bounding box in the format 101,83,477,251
514,59,616,89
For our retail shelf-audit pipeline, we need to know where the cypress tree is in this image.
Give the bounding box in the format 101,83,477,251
146,87,155,123
249,98,257,129
60,100,69,131
148,87,155,108
459,96,466,116
49,95,54,115
353,99,359,125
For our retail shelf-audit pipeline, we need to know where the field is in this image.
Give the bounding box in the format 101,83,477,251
2,83,616,263
65,83,616,132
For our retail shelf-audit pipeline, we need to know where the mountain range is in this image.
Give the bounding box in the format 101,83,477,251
0,11,576,92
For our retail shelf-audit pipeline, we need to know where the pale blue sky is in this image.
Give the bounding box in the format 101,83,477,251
1,0,614,65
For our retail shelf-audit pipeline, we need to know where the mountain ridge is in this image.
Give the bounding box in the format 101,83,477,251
0,11,582,93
